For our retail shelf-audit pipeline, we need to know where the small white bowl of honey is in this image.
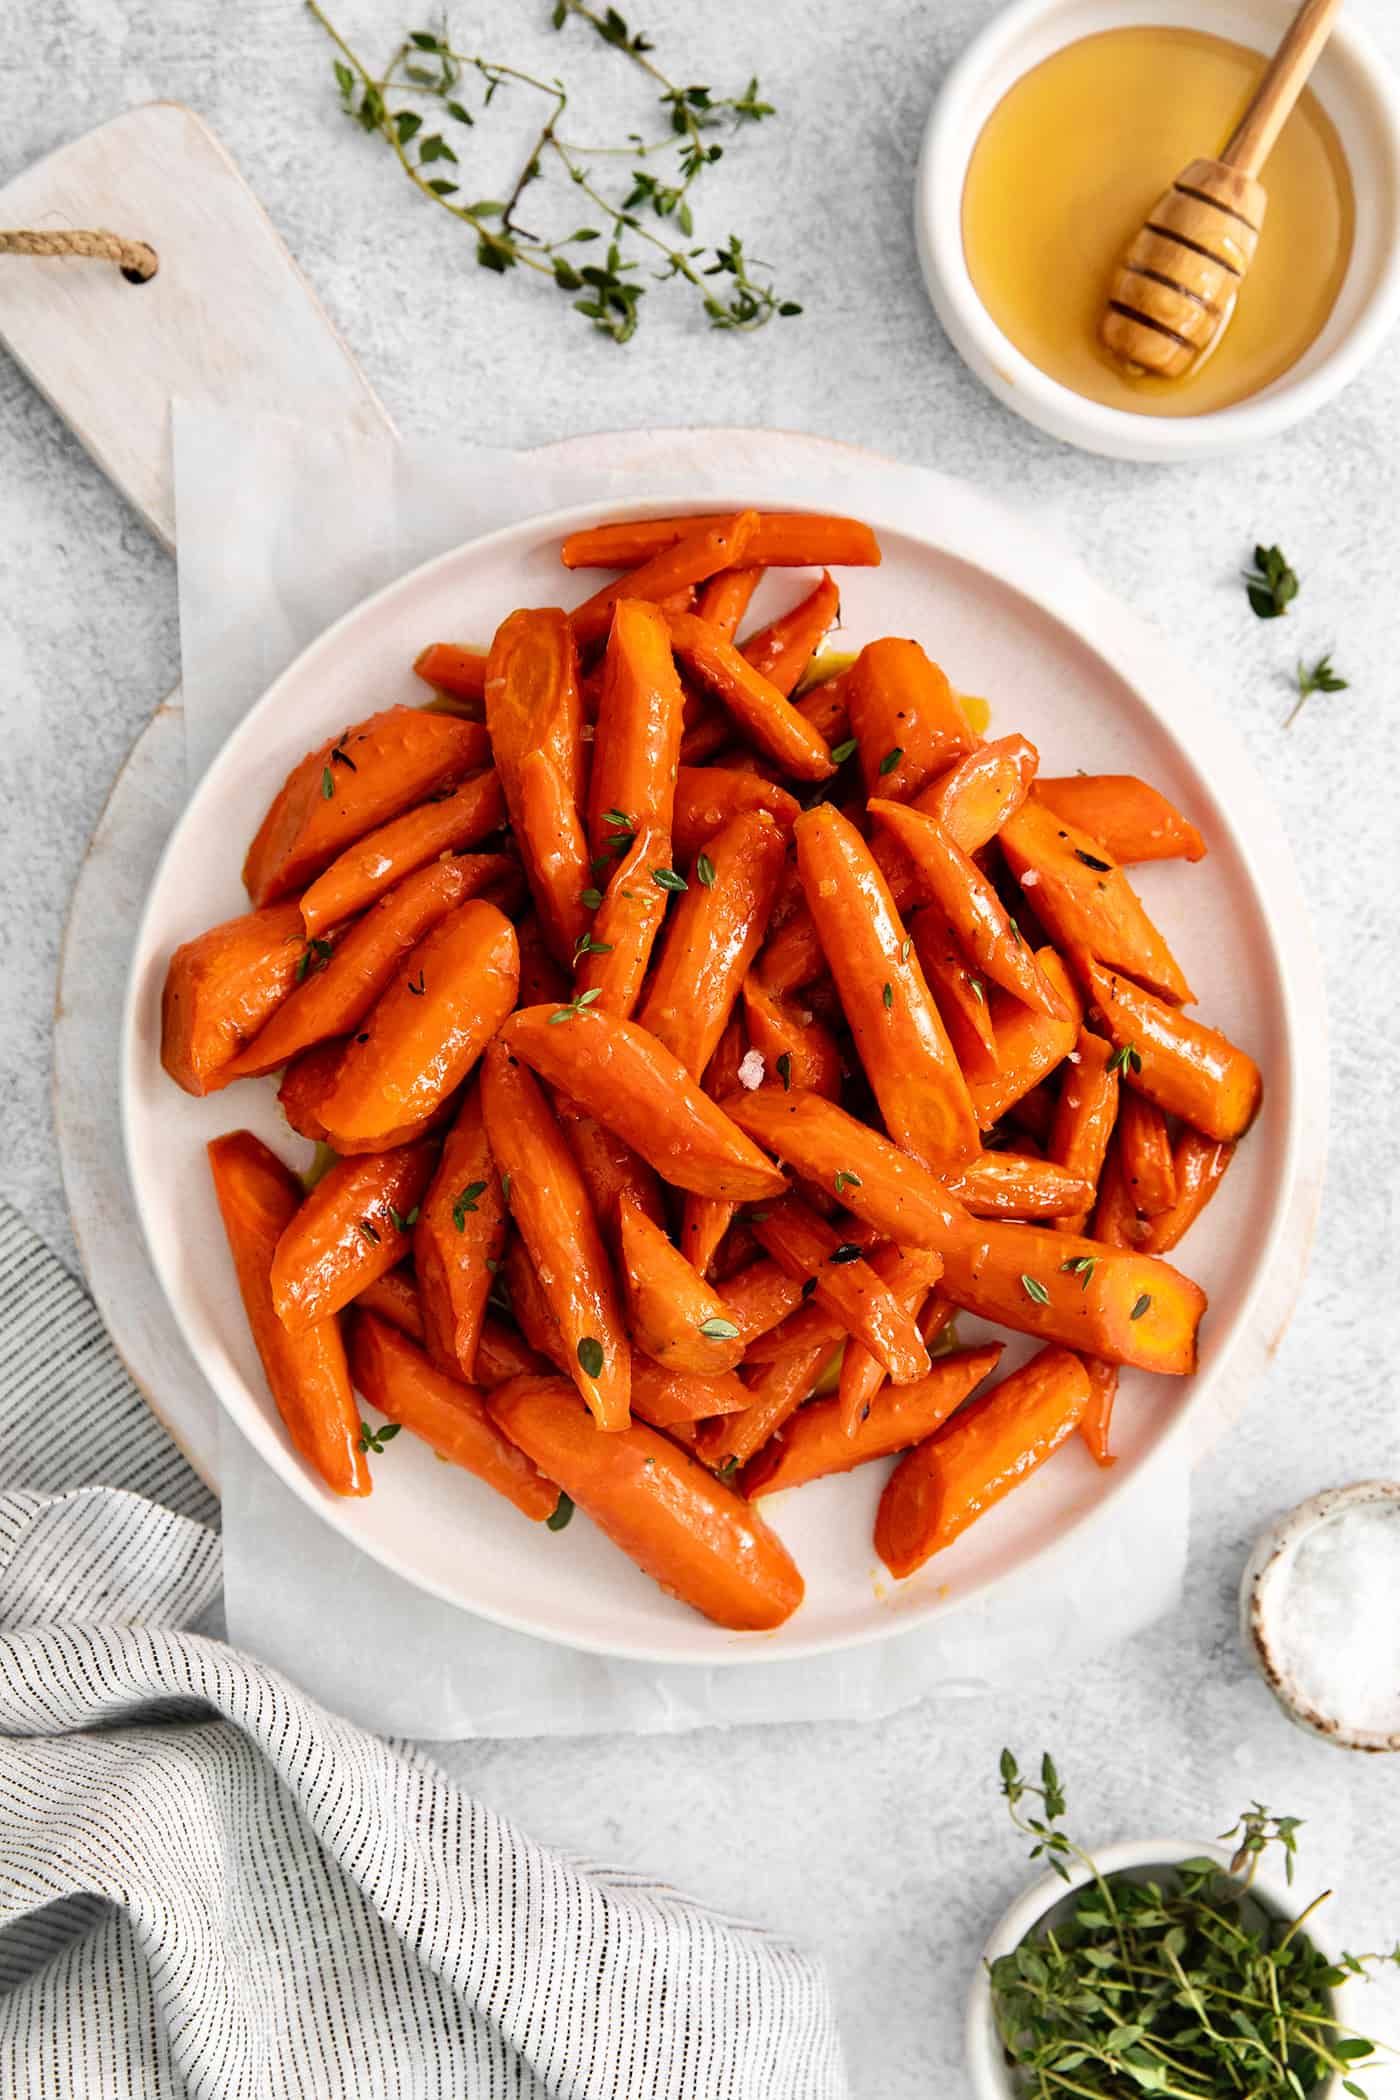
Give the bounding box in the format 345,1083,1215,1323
917,0,1400,460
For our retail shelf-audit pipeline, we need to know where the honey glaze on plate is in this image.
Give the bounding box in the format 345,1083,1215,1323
961,25,1354,417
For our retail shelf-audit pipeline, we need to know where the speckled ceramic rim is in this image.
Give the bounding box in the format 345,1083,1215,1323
1241,1479,1400,1753
916,0,1400,462
965,1837,1338,2097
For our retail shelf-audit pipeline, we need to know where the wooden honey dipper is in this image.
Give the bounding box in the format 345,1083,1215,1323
1100,0,1344,378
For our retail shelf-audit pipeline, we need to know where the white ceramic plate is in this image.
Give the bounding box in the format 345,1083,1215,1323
122,471,1302,1663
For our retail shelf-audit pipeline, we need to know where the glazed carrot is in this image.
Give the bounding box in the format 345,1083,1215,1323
1082,960,1262,1143
637,810,787,1076
716,1256,809,1347
925,734,1039,852
1118,1091,1177,1216
1032,776,1206,864
587,598,687,853
500,1004,788,1202
692,1340,833,1474
207,1132,368,1496
920,1295,958,1352
244,709,489,906
750,1195,930,1384
667,613,837,783
560,511,881,572
875,1346,1090,1577
794,803,980,1169
1140,1131,1236,1255
569,512,759,651
943,1154,1098,1220
739,974,842,1099
161,898,308,1095
966,952,1082,1129
1047,1030,1120,1235
556,1096,666,1251
678,1194,738,1281
617,1195,746,1375
1092,1130,1147,1250
298,772,507,936
794,665,852,745
516,913,571,1007
738,1294,842,1366
678,705,734,767
502,1237,570,1371
741,571,841,697
514,747,591,964
629,1358,753,1428
1007,1082,1058,1147
480,1042,631,1431
485,604,586,811
846,639,976,803
723,1086,971,1256
1077,1355,1118,1468
671,766,800,858
1000,796,1194,1006
572,823,670,1019
835,1245,946,1435
352,1264,425,1341
413,1088,505,1382
490,1374,804,1628
350,1314,557,1520
696,563,763,639
277,1039,346,1142
743,1342,1005,1498
413,641,489,703
317,900,519,1151
869,798,1069,1019
475,1314,552,1388
936,1216,1203,1373
270,1139,437,1334
230,859,490,1079
909,908,999,1081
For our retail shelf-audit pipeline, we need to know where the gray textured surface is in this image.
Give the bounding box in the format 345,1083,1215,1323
3,3,1400,2091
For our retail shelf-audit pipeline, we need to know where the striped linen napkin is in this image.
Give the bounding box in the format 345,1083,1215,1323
0,1202,848,2098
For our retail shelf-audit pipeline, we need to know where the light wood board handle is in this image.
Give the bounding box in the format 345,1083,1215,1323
1222,0,1345,178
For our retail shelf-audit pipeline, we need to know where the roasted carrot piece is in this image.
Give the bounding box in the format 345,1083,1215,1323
741,571,841,697
474,1314,552,1388
516,913,571,1008
667,612,837,782
352,1264,425,1341
696,562,763,639
297,773,507,936
480,1042,630,1431
270,1139,437,1334
944,1154,1098,1220
1118,1091,1178,1216
925,735,1039,852
750,1195,930,1385
412,1088,504,1383
875,1345,1090,1577
629,1358,753,1428
671,766,800,858
846,639,976,803
795,803,980,1169
1047,1030,1120,1235
1077,1355,1119,1468
277,1038,459,1153
230,859,490,1079
869,798,1069,1019
723,1086,971,1256
1092,1128,1147,1250
1084,961,1262,1143
413,641,489,704
1140,1131,1236,1255
692,1340,833,1474
570,512,759,651
560,512,881,572
909,907,1000,1081
835,1245,946,1435
350,1312,560,1519
617,1195,745,1375
716,1255,809,1348
317,900,518,1151
555,1096,666,1252
500,1004,788,1202
244,709,489,907
490,1373,804,1628
587,598,687,854
937,1216,1204,1373
794,665,852,745
161,899,309,1096
207,1131,368,1496
485,604,587,812
637,809,787,1076
739,974,842,1099
502,1237,571,1371
1000,796,1194,1006
743,1342,1004,1498
513,747,591,965
967,952,1082,1129
573,822,671,1019
677,1013,750,1277
1032,776,1206,865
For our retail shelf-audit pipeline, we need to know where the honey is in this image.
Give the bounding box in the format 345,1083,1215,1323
961,26,1354,417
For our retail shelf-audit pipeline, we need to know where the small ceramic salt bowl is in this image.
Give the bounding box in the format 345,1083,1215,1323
965,1836,1336,2098
1242,1479,1400,1753
916,0,1400,462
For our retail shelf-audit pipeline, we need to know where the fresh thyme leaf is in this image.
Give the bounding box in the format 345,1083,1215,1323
357,1418,402,1454
1288,651,1348,728
969,977,986,1005
452,1180,488,1230
572,930,614,962
548,987,603,1022
882,981,893,1009
695,852,717,888
387,1204,420,1233
716,1455,740,1482
1074,848,1111,872
603,808,634,830
775,1052,792,1091
829,737,858,765
833,1170,861,1194
1061,1254,1098,1291
878,746,902,777
357,1218,382,1246
546,1491,574,1531
1106,1041,1142,1076
1243,542,1299,619
697,1316,740,1340
800,1275,818,1300
1130,1291,1152,1321
1020,1272,1050,1305
901,937,912,962
321,766,335,800
579,885,604,909
295,937,334,984
651,866,687,892
576,1335,605,1378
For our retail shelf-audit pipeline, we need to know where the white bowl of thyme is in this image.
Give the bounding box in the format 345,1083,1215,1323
967,1753,1398,2099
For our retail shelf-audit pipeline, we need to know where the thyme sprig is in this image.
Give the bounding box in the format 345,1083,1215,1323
308,2,800,343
